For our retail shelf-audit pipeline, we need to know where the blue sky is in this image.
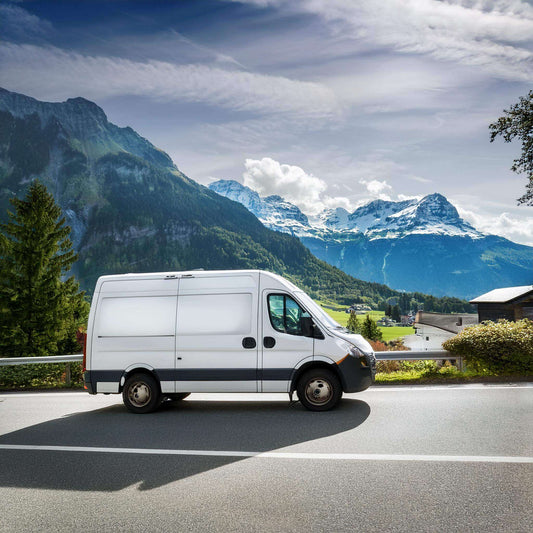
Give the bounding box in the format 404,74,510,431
1,0,532,245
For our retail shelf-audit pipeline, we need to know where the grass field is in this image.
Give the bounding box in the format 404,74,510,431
319,303,415,341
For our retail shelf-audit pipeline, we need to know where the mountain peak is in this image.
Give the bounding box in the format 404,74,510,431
209,180,484,240
208,179,310,233
0,87,176,169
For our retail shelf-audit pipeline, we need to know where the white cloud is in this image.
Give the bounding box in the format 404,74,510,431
0,43,339,119
243,157,328,214
359,179,394,201
236,0,533,82
242,157,358,214
457,205,533,246
0,4,52,40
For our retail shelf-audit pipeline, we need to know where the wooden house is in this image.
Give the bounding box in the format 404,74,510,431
470,285,533,322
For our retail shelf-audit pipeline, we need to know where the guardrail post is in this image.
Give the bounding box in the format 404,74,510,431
65,363,71,386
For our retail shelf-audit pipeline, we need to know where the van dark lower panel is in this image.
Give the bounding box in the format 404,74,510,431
85,361,375,394
84,368,295,391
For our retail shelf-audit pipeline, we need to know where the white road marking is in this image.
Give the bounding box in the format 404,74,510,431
366,383,533,392
0,444,531,463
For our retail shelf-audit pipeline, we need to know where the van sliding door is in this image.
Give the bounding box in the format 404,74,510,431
175,273,259,392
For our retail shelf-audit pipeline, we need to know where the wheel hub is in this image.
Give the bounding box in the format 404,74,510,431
129,382,151,407
305,378,332,405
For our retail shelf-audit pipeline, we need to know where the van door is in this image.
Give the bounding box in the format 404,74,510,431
91,278,179,394
260,290,314,392
175,273,259,392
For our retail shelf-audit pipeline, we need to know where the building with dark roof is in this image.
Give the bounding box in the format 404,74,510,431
470,285,533,322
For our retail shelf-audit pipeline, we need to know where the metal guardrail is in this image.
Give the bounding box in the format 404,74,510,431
375,350,463,371
0,354,83,366
0,354,83,386
0,351,455,366
0,350,462,369
375,350,451,360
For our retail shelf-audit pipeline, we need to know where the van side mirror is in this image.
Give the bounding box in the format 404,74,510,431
300,316,324,339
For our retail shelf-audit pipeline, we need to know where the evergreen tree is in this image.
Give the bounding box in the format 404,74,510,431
385,304,392,317
391,305,401,322
361,314,383,341
0,180,89,357
346,311,361,334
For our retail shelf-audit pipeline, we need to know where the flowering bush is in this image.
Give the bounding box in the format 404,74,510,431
443,319,533,373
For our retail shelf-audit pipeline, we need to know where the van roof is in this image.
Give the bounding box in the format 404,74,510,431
94,269,301,292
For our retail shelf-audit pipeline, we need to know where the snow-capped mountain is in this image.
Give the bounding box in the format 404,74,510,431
209,180,533,299
208,179,483,240
209,179,312,236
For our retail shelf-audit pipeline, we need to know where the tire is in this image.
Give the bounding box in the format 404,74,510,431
122,373,161,414
296,368,342,411
165,393,191,401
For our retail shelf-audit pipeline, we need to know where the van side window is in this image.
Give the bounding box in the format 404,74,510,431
268,294,309,336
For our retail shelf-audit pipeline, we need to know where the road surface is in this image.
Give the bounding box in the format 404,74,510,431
0,384,532,532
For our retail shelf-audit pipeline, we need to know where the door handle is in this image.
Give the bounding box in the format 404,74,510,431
242,337,257,349
263,336,276,349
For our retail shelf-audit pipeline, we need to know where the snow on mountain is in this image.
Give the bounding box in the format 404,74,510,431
208,180,484,240
208,180,314,237
210,179,532,299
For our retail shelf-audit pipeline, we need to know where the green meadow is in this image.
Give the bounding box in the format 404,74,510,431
318,303,415,342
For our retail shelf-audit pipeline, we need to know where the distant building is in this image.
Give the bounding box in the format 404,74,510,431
470,285,533,322
403,311,478,351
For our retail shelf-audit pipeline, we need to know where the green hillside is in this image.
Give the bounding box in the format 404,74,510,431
0,88,471,312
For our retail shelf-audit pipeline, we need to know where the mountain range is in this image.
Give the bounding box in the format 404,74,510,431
209,180,533,299
0,87,471,312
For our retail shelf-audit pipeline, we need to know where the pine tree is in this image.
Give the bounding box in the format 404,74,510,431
361,314,383,341
0,180,89,357
391,305,401,322
346,311,361,334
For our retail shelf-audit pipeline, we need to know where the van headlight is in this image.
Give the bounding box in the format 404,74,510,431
340,341,374,368
340,341,365,359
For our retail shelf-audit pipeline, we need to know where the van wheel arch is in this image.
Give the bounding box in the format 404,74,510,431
290,361,342,394
120,367,160,394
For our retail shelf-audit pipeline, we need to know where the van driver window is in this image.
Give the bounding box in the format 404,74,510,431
268,294,310,335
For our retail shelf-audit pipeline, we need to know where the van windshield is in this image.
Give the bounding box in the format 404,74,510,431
294,291,342,330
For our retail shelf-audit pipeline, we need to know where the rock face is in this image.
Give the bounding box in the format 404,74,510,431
209,180,533,299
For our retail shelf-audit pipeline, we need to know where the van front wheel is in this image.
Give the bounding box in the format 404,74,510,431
297,368,342,411
123,373,161,414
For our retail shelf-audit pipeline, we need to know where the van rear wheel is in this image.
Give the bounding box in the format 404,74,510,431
297,368,342,411
123,373,161,414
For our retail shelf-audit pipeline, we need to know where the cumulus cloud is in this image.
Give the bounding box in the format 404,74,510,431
243,158,328,214
0,43,339,119
242,157,361,213
359,179,394,201
241,158,427,213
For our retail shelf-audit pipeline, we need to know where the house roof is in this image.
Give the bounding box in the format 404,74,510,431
470,285,533,304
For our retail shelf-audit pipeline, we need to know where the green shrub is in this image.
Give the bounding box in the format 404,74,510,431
0,362,83,388
443,319,533,373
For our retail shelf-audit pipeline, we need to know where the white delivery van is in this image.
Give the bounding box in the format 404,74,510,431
83,270,375,412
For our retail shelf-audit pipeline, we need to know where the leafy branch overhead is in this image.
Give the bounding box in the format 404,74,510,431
489,90,533,206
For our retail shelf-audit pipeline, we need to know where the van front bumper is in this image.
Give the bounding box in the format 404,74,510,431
337,353,376,393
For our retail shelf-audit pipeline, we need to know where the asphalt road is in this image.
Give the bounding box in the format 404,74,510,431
0,384,532,532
